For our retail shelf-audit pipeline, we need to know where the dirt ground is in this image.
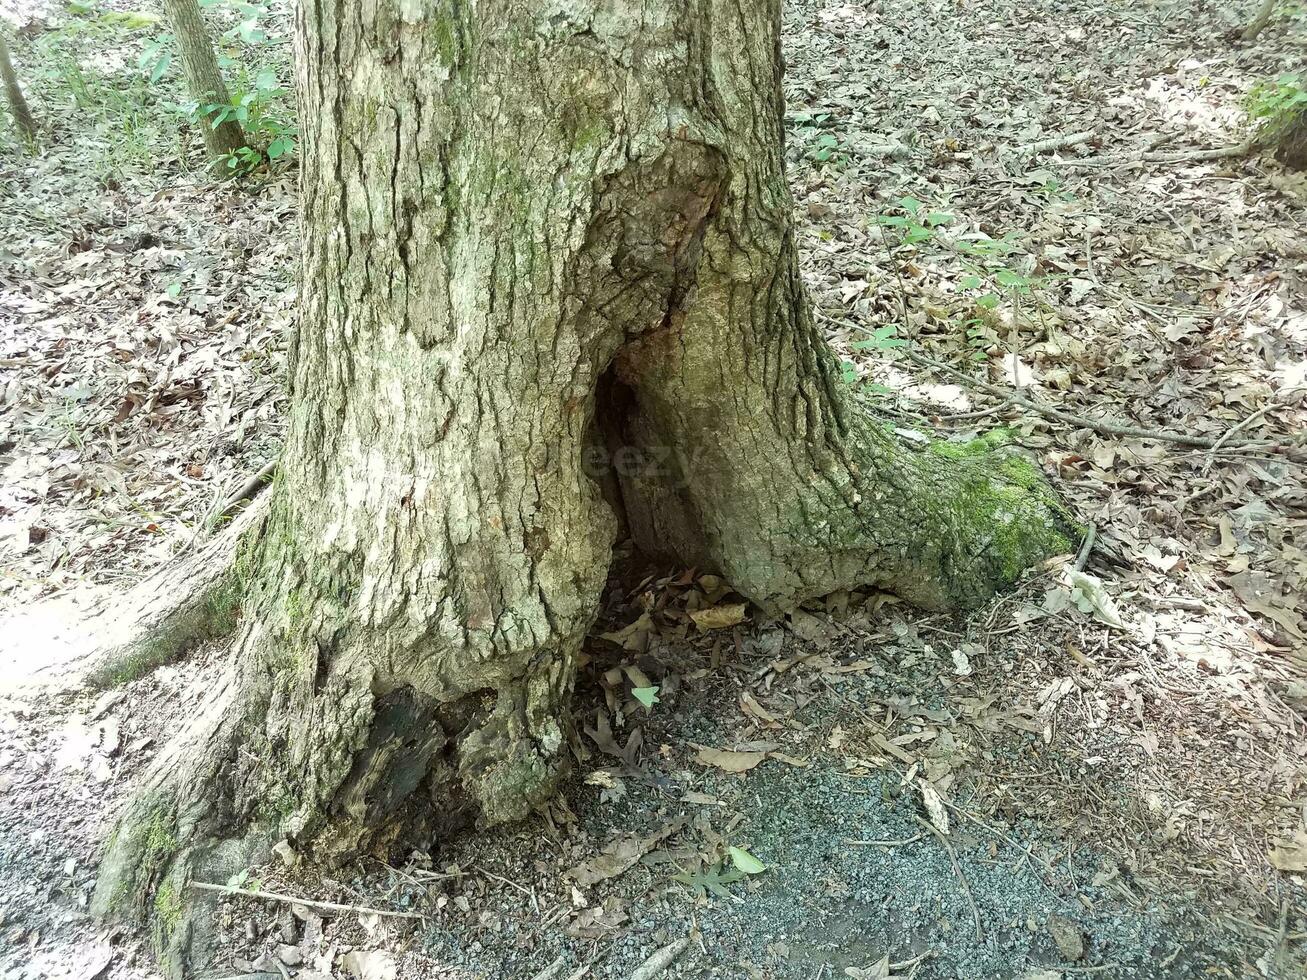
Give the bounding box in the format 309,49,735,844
2,1,1306,979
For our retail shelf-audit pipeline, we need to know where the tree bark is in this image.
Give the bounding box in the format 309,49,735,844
1274,111,1307,170
92,0,1078,971
1242,0,1277,41
162,0,245,159
0,34,35,140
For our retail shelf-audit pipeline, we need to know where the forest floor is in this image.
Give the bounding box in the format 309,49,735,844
2,1,1306,978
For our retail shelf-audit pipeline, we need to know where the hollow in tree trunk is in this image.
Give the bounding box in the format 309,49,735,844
92,0,1079,972
162,0,244,160
0,34,35,140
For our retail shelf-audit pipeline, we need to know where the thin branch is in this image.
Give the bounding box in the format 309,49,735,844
847,832,928,847
1242,0,1278,41
1074,523,1097,572
189,881,426,919
216,459,278,522
1013,130,1094,157
911,814,984,940
1206,386,1304,457
1054,139,1257,169
869,339,1298,454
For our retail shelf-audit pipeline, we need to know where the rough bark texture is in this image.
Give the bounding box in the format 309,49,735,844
162,0,245,159
93,0,1078,972
0,34,35,140
1274,110,1307,170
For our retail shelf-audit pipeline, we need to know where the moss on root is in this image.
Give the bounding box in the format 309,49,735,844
94,796,180,923
86,567,246,689
913,427,1082,596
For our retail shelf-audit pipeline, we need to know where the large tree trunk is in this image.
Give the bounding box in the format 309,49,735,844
92,0,1077,971
162,0,245,160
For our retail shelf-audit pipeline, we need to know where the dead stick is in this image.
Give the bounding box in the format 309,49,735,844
1074,523,1097,572
629,938,689,980
1207,386,1304,457
912,814,983,940
1014,130,1094,157
847,833,928,847
216,460,278,521
890,344,1297,452
1142,140,1255,163
189,881,426,919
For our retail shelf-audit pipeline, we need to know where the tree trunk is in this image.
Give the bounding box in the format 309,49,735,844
92,0,1078,971
0,34,35,141
162,0,245,160
1274,111,1307,170
1242,0,1277,41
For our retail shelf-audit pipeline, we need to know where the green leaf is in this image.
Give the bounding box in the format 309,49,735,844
897,196,923,215
631,685,659,709
149,53,171,84
925,211,953,226
729,846,767,874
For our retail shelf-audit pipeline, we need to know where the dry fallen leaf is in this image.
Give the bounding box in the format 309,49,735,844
688,602,747,630
1269,830,1307,872
338,950,397,980
566,818,684,887
693,745,767,773
918,778,950,836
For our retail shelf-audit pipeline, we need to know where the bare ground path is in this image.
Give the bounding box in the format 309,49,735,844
1,0,1305,978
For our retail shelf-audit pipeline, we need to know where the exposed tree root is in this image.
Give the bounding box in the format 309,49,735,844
81,499,268,688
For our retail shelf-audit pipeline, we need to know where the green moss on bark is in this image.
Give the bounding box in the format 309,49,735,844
87,567,245,689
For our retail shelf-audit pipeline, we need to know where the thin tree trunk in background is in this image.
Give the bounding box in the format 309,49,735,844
0,34,35,140
162,0,244,159
1242,0,1277,41
91,1,1079,973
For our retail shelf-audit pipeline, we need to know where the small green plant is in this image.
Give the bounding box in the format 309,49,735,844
190,68,296,174
870,197,1058,363
876,195,953,244
789,111,847,166
1247,73,1306,143
673,845,768,898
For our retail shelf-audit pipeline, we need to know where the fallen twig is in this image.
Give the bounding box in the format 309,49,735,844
1053,139,1256,169
215,459,278,523
911,814,983,940
847,833,928,847
1242,0,1277,42
1013,130,1094,157
1141,140,1254,164
884,343,1298,454
189,881,425,919
1206,386,1304,459
629,938,689,980
1074,523,1097,572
